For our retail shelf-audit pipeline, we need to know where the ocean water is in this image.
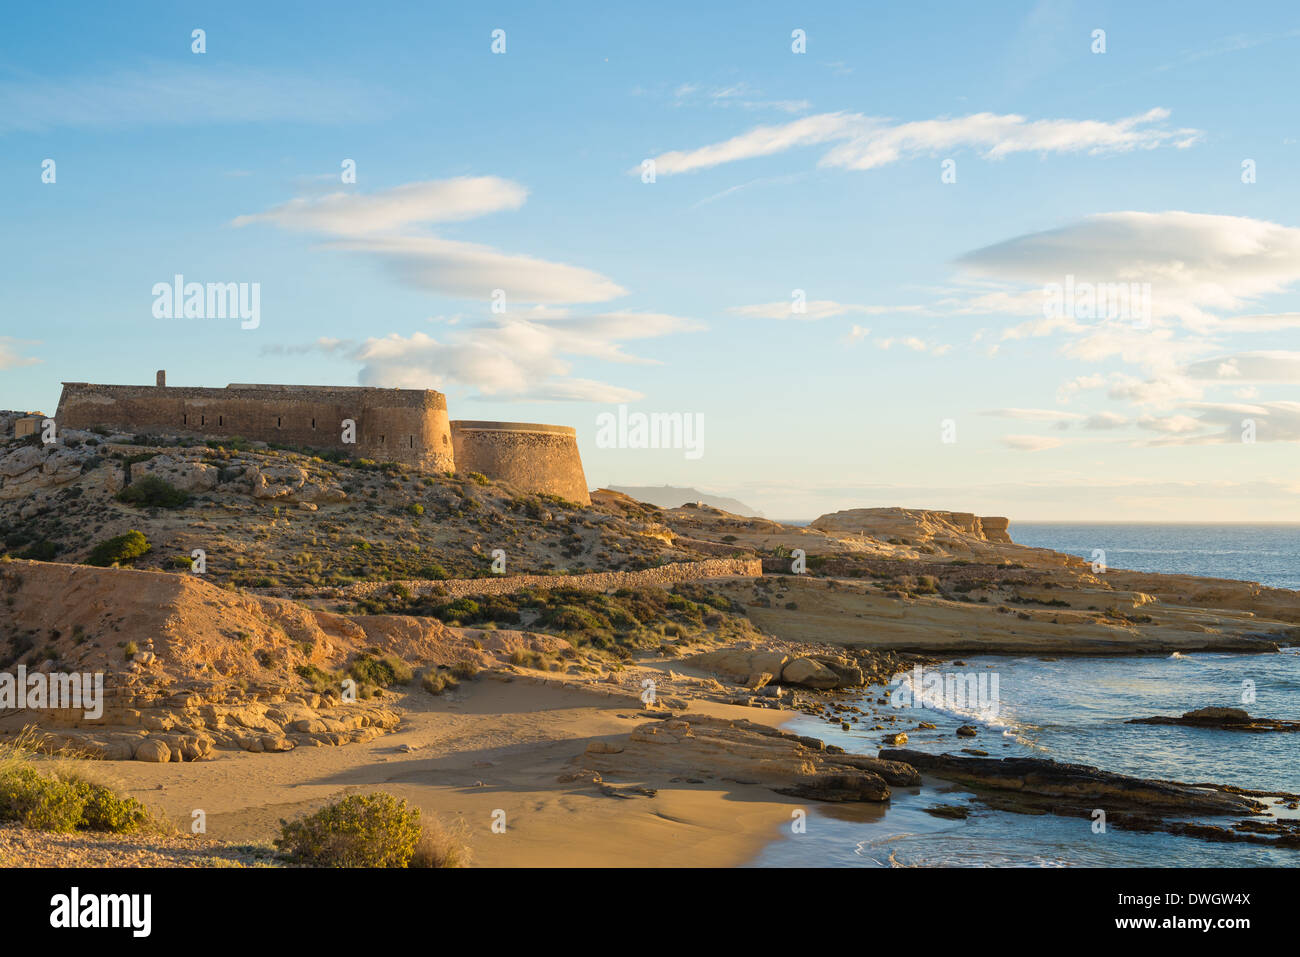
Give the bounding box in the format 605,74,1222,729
1010,522,1300,591
752,650,1300,867
751,523,1300,867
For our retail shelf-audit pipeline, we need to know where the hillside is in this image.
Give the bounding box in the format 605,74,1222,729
0,425,705,590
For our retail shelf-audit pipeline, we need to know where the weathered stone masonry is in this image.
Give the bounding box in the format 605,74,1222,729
339,558,764,600
54,373,591,502
451,421,589,505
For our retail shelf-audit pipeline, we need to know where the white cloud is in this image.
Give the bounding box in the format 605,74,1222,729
981,408,1085,422
232,178,528,235
1082,412,1128,429
877,336,941,353
1184,351,1300,383
1137,413,1205,434
642,108,1197,176
729,299,922,320
289,311,702,403
671,81,811,114
1001,434,1065,451
645,112,857,175
324,234,626,304
235,178,626,305
1207,312,1300,332
1143,401,1300,444
822,108,1199,171
0,338,40,370
957,211,1300,329
1106,373,1204,407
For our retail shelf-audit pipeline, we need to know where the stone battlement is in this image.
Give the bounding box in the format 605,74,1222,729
53,373,590,501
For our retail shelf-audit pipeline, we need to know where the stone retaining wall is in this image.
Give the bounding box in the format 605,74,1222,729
340,558,763,600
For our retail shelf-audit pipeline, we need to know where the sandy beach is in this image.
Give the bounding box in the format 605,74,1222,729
89,676,801,867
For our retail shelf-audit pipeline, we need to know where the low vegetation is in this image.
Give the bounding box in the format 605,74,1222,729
0,735,158,834
274,792,468,867
86,530,151,567
115,475,190,509
359,582,755,661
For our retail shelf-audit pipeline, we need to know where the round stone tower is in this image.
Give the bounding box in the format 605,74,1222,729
450,421,590,505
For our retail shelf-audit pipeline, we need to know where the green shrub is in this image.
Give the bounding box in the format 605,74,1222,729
296,664,341,695
450,660,480,680
421,670,459,695
0,766,86,832
407,503,424,516
275,793,424,867
87,531,151,567
123,641,138,660
0,763,152,834
17,541,56,561
74,780,152,832
348,654,413,688
115,475,190,509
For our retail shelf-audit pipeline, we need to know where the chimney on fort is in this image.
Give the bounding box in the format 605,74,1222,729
156,370,166,388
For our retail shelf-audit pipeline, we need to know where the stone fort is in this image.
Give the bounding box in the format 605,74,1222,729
55,372,591,505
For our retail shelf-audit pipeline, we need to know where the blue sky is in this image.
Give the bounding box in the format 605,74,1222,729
3,1,1299,520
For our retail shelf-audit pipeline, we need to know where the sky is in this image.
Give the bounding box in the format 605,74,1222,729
2,0,1299,521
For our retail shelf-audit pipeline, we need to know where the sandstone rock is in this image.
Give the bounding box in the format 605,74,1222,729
881,732,908,746
586,715,898,804
956,725,978,737
781,657,839,689
136,455,219,493
689,649,789,683
134,738,171,763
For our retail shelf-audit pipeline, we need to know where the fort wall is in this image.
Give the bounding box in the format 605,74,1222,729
55,380,455,471
451,421,591,505
52,376,594,494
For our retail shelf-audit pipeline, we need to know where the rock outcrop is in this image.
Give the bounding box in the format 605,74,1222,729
879,749,1266,817
578,714,919,803
1128,707,1300,732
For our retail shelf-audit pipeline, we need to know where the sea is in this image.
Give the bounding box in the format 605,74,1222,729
752,523,1300,867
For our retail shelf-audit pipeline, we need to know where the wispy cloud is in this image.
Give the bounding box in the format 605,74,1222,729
1184,351,1300,383
641,108,1198,176
235,178,625,304
0,337,40,370
232,178,528,235
1001,434,1065,451
729,299,924,321
981,408,1085,422
275,310,702,402
671,80,811,114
